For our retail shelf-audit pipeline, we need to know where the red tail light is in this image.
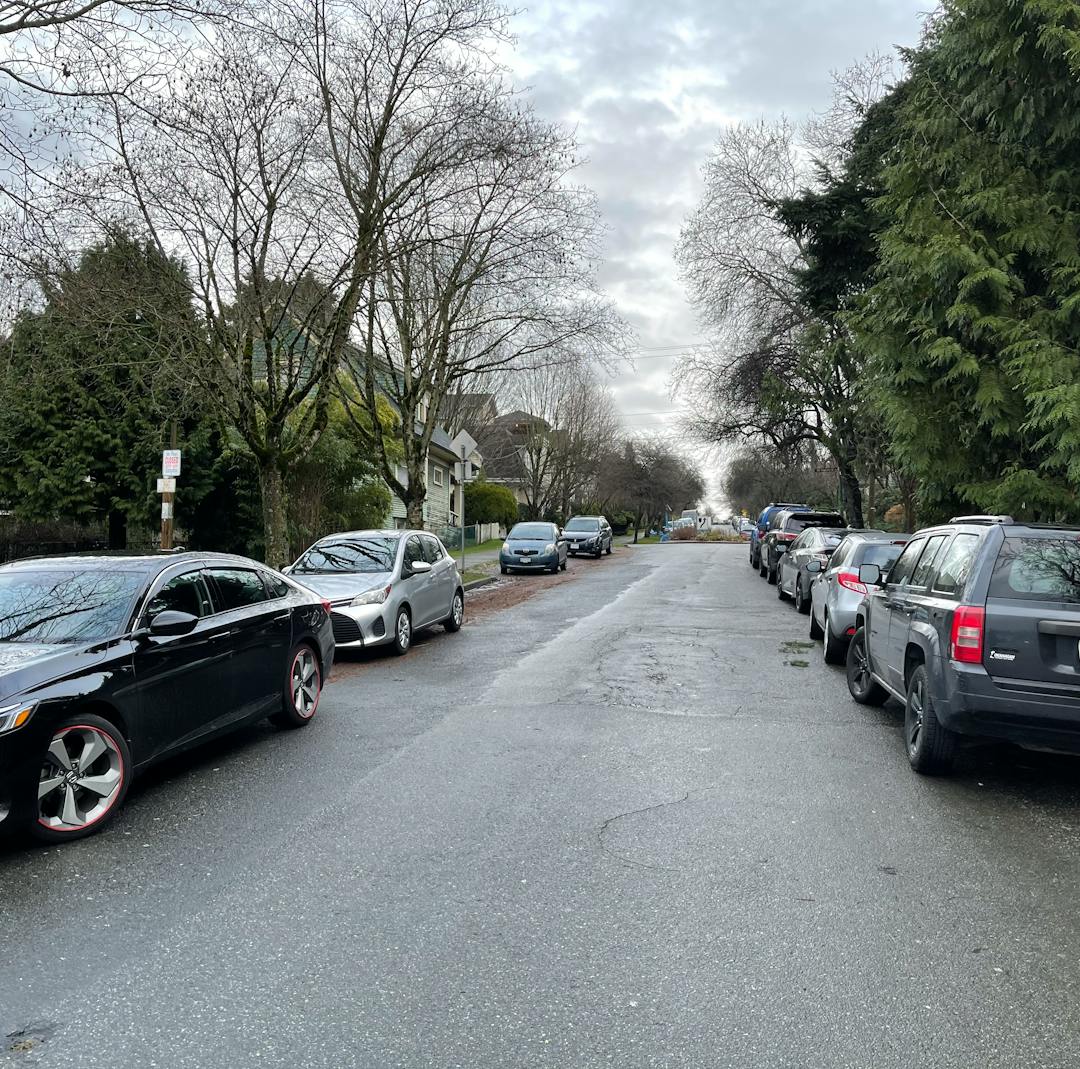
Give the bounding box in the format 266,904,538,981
780,532,797,541
950,605,985,663
321,599,332,615
837,571,867,595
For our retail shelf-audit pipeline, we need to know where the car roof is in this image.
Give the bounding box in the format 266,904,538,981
0,550,268,574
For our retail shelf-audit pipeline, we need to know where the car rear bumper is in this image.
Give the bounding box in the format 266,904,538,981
939,662,1080,753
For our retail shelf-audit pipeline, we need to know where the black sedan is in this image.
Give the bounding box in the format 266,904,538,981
0,552,334,844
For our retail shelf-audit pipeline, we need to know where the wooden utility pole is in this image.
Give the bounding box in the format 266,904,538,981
160,420,179,551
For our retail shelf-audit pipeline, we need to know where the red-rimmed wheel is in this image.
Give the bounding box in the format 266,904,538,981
30,715,130,843
272,645,322,729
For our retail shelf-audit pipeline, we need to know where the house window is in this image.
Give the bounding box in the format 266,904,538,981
432,466,444,488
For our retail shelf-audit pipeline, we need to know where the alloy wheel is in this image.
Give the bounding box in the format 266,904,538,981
291,648,320,719
850,635,872,692
397,610,411,651
452,593,464,627
38,725,124,833
907,676,925,756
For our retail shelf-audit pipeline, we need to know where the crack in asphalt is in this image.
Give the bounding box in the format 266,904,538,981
597,790,703,872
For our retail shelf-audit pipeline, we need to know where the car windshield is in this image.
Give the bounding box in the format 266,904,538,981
294,537,399,574
565,518,599,531
0,569,145,644
509,524,553,540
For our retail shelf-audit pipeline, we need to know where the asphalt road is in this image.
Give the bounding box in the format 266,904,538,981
4,544,1080,1068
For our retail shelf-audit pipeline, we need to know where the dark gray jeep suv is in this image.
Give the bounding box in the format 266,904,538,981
845,515,1080,775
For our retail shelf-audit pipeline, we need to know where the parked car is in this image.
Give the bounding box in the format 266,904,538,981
807,531,910,663
749,503,811,570
287,529,462,656
759,510,846,584
0,552,334,843
775,526,849,609
500,522,568,575
845,515,1080,775
563,515,613,557
737,519,755,541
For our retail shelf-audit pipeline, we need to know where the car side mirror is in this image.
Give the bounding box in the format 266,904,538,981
408,560,433,575
859,563,883,587
806,560,823,574
148,610,199,637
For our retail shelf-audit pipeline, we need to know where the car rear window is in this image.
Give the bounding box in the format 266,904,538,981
858,543,907,572
786,515,843,533
989,537,1080,602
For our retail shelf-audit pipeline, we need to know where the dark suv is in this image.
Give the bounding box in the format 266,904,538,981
846,515,1080,774
760,510,846,585
749,503,810,571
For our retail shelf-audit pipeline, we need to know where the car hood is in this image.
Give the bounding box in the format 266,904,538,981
564,531,599,541
289,571,394,602
0,641,108,704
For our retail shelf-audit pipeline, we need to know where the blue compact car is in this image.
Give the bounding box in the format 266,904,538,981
499,522,568,575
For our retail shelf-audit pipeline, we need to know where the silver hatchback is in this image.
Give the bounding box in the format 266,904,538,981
808,531,910,664
285,529,464,656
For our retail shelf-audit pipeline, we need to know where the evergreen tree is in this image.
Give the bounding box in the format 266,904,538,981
860,0,1080,520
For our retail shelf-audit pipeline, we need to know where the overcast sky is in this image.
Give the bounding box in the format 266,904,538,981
507,0,930,507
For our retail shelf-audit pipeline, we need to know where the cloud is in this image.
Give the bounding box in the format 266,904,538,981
508,0,928,500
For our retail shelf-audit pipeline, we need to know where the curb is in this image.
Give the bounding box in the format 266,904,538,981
463,576,499,592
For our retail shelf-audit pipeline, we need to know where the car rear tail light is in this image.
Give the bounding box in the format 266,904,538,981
780,532,797,541
837,571,867,594
321,599,332,615
950,605,985,663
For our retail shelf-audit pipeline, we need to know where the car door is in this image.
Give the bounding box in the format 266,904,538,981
131,567,235,762
885,534,949,690
402,535,439,626
421,534,455,621
205,566,291,721
868,537,924,689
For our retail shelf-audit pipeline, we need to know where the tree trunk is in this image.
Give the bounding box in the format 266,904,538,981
405,496,425,530
259,462,290,568
107,509,127,550
836,453,864,529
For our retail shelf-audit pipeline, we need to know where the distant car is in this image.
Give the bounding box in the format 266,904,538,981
563,515,613,557
845,515,1080,774
737,519,755,540
0,552,334,843
749,502,811,570
287,529,463,656
808,531,910,663
760,510,846,584
775,527,849,609
500,522,568,575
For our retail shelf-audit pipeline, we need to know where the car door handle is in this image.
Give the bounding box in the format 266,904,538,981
209,630,236,641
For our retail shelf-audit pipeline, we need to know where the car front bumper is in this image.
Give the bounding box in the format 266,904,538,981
0,712,53,837
329,601,395,648
500,552,559,570
938,660,1080,753
567,539,600,553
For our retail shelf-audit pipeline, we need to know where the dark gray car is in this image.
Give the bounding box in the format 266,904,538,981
563,515,613,557
845,515,1080,774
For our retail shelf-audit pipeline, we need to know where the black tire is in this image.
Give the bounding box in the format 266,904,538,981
905,664,958,775
759,555,768,578
271,643,322,729
809,607,824,640
391,606,412,656
444,589,464,632
594,548,602,559
560,559,567,571
822,613,847,665
776,570,788,600
846,626,888,705
794,578,810,615
606,543,612,555
29,713,132,843
500,565,508,575
766,560,777,585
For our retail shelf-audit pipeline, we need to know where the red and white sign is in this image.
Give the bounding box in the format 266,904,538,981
162,450,182,478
